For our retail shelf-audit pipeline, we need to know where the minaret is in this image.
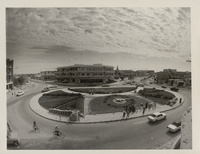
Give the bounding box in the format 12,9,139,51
116,66,119,77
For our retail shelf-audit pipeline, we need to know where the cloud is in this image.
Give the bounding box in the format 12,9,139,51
6,8,190,60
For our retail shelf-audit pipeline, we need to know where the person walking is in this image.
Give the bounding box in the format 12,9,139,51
179,98,182,104
127,110,130,118
142,106,146,115
123,109,126,118
128,105,132,114
145,101,148,109
132,105,135,114
140,102,143,111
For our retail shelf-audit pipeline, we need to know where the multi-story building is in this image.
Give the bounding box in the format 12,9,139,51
55,64,114,84
157,69,191,87
41,71,55,81
6,59,14,90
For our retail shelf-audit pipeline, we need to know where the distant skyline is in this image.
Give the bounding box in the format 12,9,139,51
6,8,191,74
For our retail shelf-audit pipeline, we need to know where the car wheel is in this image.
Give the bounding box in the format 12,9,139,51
13,141,19,146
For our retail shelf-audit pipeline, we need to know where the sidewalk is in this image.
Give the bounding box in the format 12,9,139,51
29,88,184,124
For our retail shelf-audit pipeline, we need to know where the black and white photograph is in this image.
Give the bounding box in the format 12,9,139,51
3,1,198,152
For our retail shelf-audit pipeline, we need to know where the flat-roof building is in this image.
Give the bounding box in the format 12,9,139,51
6,59,14,90
56,64,114,84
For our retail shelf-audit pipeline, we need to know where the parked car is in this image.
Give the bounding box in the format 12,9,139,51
42,87,49,92
16,91,24,96
148,112,167,122
170,87,179,92
166,97,178,106
7,132,20,146
167,121,181,132
161,85,167,88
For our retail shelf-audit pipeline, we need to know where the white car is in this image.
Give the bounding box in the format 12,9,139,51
16,91,24,96
47,84,57,88
50,84,57,88
167,121,181,132
148,112,167,122
7,132,20,146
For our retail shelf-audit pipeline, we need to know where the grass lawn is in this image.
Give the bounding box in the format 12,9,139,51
38,90,84,111
89,95,147,114
138,88,175,105
69,87,137,94
56,97,84,113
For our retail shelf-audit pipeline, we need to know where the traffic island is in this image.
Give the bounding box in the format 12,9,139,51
29,87,184,124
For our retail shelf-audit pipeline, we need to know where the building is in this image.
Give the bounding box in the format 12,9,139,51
6,59,14,90
157,69,191,87
135,70,155,77
55,64,114,84
41,71,56,81
115,66,136,80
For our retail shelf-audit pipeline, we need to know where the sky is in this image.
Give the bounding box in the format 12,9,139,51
6,8,191,74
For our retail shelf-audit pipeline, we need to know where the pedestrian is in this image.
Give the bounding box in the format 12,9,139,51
123,109,126,118
142,106,146,115
145,101,148,109
179,98,182,104
127,110,130,118
132,105,135,114
140,103,143,111
129,105,132,113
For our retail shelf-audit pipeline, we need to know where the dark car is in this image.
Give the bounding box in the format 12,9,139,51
170,87,179,92
42,87,50,92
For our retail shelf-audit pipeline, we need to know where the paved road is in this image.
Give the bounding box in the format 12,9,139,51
7,81,191,149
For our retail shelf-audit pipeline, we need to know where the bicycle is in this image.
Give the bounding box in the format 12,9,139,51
33,125,40,133
53,130,65,138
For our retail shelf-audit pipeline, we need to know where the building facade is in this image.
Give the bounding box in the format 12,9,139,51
157,69,191,87
6,59,14,90
55,64,114,84
41,71,55,81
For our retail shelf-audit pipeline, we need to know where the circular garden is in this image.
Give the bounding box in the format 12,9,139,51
38,87,176,115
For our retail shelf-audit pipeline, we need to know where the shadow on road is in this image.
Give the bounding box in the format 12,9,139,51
146,119,167,126
165,130,181,137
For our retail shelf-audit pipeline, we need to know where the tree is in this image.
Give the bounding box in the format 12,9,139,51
13,75,26,86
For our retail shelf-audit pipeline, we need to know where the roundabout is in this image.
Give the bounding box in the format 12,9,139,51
29,86,184,124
